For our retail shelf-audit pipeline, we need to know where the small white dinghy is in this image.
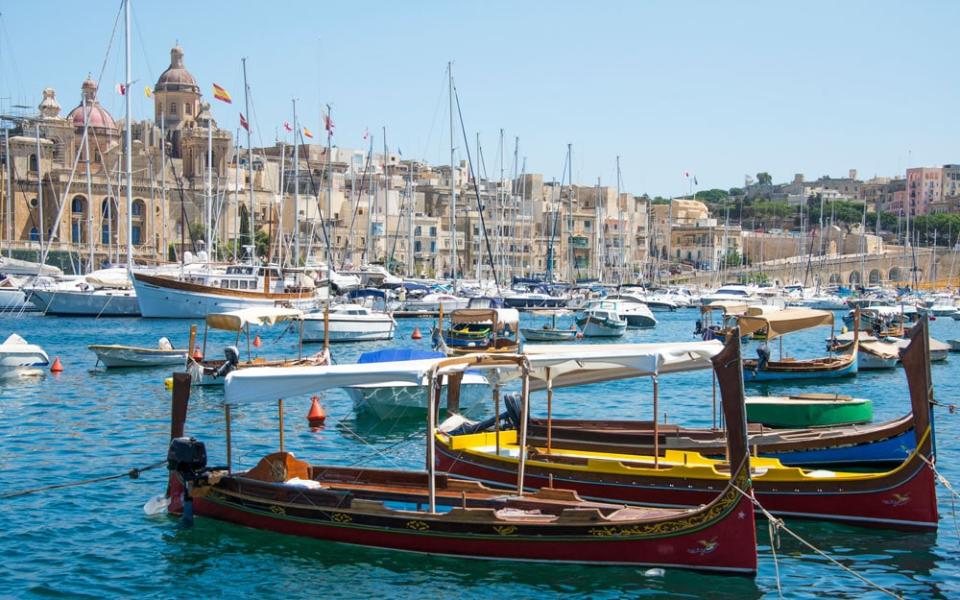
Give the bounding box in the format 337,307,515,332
89,337,187,368
0,334,49,377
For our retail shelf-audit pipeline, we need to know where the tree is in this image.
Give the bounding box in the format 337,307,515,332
694,188,729,204
756,172,773,185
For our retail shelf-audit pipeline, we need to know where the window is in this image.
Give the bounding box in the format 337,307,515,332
71,196,85,213
29,154,37,172
170,102,177,115
132,200,144,217
414,241,422,252
429,226,437,237
132,225,142,246
29,227,38,241
185,104,192,116
430,241,436,252
414,226,421,236
71,221,83,243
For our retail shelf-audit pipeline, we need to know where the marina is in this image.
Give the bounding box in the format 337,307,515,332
1,1,959,598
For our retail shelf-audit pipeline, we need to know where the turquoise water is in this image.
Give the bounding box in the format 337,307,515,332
1,309,958,598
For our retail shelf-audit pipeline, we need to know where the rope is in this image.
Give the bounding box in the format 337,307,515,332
731,484,902,599
918,454,960,543
768,518,783,599
0,461,165,500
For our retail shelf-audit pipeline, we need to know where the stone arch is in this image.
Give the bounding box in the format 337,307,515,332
101,197,117,245
868,269,881,284
889,266,902,281
848,270,861,285
828,273,841,284
70,195,87,243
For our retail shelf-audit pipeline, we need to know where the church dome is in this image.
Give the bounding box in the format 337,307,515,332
65,77,117,132
155,45,199,93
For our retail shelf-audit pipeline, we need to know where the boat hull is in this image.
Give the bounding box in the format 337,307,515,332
520,328,578,342
745,397,873,428
576,317,626,337
437,435,937,530
742,355,857,382
346,380,488,419
0,287,35,312
302,315,396,343
89,345,187,368
132,273,320,318
29,289,140,316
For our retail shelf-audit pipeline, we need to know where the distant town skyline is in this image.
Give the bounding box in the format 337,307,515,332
0,0,957,197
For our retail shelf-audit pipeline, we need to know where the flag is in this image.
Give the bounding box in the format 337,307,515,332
283,121,293,132
694,176,698,186
324,113,334,134
398,147,402,156
683,171,689,178
239,112,249,132
115,83,126,96
144,86,152,98
212,83,232,103
303,127,314,139
362,127,369,140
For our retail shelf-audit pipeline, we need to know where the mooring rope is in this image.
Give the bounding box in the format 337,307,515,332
732,484,902,599
0,461,166,499
918,454,960,543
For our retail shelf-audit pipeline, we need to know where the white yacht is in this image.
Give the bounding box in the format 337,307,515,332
699,284,760,306
401,292,468,313
27,267,140,316
302,303,396,343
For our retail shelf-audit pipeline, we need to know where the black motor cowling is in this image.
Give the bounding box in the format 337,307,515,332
214,346,241,378
167,436,207,479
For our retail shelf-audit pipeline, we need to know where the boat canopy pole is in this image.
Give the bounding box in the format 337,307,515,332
278,399,285,453
516,365,531,496
427,374,440,513
652,375,660,469
546,367,553,453
493,382,500,457
224,404,232,473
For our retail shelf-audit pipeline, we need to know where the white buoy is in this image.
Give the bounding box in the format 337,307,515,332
143,493,170,516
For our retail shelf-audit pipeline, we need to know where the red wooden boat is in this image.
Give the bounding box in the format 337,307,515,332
162,341,758,573
437,321,938,530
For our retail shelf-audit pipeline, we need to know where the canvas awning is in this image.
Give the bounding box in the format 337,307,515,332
737,307,834,341
206,307,304,332
222,340,723,404
449,307,520,328
701,301,749,316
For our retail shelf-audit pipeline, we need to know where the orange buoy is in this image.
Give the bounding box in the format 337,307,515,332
192,346,203,361
307,395,326,427
50,357,64,373
253,334,262,348
411,327,422,340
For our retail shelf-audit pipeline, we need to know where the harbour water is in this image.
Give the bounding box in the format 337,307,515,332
1,310,958,598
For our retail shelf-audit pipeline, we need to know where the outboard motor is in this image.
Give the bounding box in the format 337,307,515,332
756,343,771,371
214,346,240,379
693,319,703,336
167,436,207,526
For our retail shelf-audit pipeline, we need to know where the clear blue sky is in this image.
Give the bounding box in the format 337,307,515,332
1,0,956,197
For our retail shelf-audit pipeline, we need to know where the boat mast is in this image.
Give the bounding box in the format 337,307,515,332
448,61,457,287
382,125,388,265
206,109,213,262
326,105,333,272
242,58,255,264
123,0,133,271
159,113,166,265
407,163,414,276
595,176,603,282
35,123,42,263
292,98,299,265
3,127,10,258
567,143,573,283
617,156,625,285
276,140,285,267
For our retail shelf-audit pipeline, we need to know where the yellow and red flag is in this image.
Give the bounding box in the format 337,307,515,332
212,83,232,104
303,127,314,139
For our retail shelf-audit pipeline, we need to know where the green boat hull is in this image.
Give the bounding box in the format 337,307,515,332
745,396,873,428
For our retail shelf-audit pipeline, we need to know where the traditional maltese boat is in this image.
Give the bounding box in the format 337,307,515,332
185,307,328,386
159,340,757,573
438,321,938,530
435,297,520,356
741,308,858,382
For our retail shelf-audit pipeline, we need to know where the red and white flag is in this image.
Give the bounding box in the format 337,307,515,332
115,83,126,96
283,121,293,132
362,127,369,140
324,113,335,134
239,112,250,132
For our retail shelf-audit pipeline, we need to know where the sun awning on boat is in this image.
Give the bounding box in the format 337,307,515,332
449,308,520,328
701,301,749,316
206,307,304,332
522,340,723,389
223,341,724,404
737,307,834,341
860,340,900,360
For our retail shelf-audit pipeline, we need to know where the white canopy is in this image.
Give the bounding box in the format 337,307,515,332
206,307,304,332
223,340,723,404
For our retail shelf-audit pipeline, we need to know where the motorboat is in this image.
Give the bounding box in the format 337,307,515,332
0,334,49,377
89,337,187,368
301,303,396,343
601,296,658,328
185,307,329,386
698,284,760,307
0,276,35,313
344,348,489,419
520,311,578,342
401,292,468,313
575,305,627,337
